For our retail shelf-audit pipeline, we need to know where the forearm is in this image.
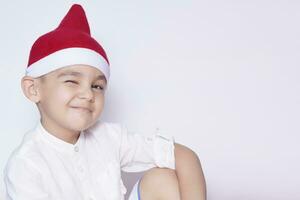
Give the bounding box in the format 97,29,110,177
174,143,207,200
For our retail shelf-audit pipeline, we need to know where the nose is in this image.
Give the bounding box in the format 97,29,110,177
78,86,94,102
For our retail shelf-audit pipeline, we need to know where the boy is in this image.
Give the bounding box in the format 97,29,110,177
4,4,206,200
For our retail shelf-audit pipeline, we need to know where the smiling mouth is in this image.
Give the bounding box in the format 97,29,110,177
71,107,92,113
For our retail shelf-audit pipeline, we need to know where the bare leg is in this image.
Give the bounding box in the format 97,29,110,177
139,167,181,200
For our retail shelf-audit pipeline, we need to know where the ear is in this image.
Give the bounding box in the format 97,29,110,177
21,76,41,103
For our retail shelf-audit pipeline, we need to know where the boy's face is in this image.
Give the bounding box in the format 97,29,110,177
34,64,107,137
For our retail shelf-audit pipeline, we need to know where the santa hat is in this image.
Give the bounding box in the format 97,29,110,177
26,4,110,81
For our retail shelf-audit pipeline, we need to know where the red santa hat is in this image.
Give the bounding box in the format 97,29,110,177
26,4,110,81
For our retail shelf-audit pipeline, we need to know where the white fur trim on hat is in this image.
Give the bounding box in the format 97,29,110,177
26,47,110,81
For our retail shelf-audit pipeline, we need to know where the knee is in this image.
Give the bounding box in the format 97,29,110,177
142,167,177,186
139,167,180,200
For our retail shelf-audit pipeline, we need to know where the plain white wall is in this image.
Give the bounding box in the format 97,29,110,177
0,0,299,199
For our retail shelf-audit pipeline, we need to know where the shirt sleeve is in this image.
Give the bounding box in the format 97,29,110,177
113,123,176,173
4,156,50,200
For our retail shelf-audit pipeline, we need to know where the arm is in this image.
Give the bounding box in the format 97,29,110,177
117,123,175,172
174,143,207,200
115,123,206,198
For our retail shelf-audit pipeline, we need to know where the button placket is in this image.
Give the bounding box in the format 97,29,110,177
72,145,87,180
74,145,79,152
73,149,94,198
76,162,86,179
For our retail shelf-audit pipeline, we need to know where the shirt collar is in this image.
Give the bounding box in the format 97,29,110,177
36,119,85,154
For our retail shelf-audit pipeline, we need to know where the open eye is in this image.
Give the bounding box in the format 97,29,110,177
92,84,105,91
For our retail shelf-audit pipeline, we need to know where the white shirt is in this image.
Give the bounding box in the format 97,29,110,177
3,120,175,200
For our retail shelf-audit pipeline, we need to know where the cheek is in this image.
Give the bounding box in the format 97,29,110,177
38,85,77,118
94,95,105,110
50,87,75,105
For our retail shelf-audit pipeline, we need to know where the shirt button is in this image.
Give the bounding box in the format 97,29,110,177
74,146,79,152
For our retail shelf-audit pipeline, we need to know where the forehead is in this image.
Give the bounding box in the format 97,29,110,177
55,65,106,80
40,65,107,82
57,64,104,75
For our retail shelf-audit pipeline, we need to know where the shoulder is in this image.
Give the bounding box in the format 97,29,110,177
87,120,122,133
84,120,127,160
85,120,125,143
4,129,44,176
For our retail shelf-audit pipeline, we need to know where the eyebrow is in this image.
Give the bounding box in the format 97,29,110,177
57,71,106,81
57,71,81,78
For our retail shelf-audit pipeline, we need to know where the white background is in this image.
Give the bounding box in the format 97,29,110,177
0,0,299,199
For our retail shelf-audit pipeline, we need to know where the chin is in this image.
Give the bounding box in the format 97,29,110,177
67,119,93,132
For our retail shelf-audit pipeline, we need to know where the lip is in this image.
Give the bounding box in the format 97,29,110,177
71,106,92,112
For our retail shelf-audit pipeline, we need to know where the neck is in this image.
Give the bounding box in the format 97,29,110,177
40,118,80,144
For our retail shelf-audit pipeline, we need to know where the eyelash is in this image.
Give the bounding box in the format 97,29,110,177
92,85,105,90
65,80,78,84
65,80,105,91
